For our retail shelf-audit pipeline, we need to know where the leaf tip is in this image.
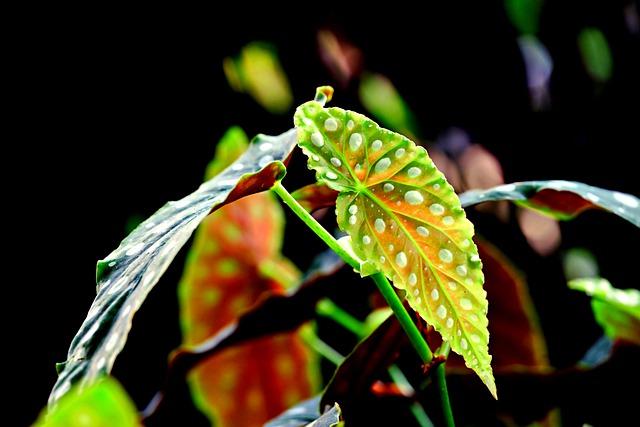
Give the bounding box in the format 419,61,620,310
314,86,334,106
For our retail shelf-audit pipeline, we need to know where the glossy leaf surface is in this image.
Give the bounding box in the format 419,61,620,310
295,87,495,397
460,180,640,226
50,129,298,406
569,278,640,344
179,130,315,426
37,378,137,427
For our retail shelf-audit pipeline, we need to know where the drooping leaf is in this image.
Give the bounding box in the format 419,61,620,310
295,87,495,397
292,183,339,213
459,180,640,226
359,73,419,137
36,377,138,427
143,250,345,421
578,27,613,83
266,397,342,427
179,131,316,427
50,129,298,406
223,42,293,114
568,278,640,344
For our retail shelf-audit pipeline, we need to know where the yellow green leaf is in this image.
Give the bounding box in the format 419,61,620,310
36,378,138,427
569,278,640,344
294,86,495,398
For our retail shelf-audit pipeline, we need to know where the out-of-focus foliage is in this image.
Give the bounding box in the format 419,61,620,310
505,0,543,35
317,30,363,87
578,28,613,83
359,73,419,137
569,278,640,344
223,42,293,114
179,127,317,426
563,248,599,280
295,87,496,398
292,183,339,213
49,128,298,406
36,378,138,427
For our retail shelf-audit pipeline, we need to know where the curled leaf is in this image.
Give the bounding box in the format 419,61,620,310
50,129,298,406
295,87,495,398
460,180,640,226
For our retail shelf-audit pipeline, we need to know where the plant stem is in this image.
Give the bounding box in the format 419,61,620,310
273,182,455,427
316,299,366,336
299,326,344,365
272,182,360,269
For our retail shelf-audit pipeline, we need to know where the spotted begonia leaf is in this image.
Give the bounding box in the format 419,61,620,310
569,278,640,345
180,131,316,426
49,129,298,406
36,377,138,427
459,180,640,226
294,87,495,398
292,183,339,213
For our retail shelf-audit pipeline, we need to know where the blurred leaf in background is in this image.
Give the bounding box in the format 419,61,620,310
578,27,613,83
223,42,293,114
179,127,318,427
358,73,419,138
569,278,640,345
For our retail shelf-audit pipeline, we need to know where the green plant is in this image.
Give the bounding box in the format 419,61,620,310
39,85,640,427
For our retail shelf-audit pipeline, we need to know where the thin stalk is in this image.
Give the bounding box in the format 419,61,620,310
273,182,455,427
299,326,344,365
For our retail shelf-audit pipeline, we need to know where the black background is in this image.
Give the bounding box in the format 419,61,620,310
11,2,640,426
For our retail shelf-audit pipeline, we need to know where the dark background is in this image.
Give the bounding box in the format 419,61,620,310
12,2,639,426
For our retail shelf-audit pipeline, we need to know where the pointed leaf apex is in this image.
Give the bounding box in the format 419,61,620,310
314,86,334,106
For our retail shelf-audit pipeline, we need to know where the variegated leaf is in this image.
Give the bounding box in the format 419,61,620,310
180,128,316,426
294,87,495,398
50,129,298,406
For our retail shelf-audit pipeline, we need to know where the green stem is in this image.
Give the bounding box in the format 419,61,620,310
273,182,455,427
299,326,344,365
316,299,366,336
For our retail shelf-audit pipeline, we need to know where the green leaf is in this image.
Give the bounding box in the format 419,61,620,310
49,129,298,406
578,27,613,83
36,377,137,427
504,0,543,35
459,180,640,226
569,278,640,344
295,87,495,398
359,73,419,137
204,126,249,180
223,42,293,114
